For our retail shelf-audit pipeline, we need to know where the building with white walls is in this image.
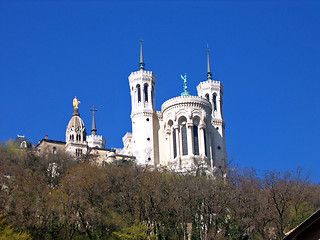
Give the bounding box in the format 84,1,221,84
36,42,226,174
119,42,227,174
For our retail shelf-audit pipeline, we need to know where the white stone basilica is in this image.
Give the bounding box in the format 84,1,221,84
36,42,226,174
119,42,226,173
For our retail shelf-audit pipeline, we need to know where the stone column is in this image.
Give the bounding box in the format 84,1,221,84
173,124,180,158
210,94,215,118
216,93,222,119
134,88,137,106
165,127,172,165
187,123,194,157
148,86,152,108
208,129,213,168
199,123,206,156
142,84,146,107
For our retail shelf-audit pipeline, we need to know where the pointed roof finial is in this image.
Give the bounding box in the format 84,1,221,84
90,106,98,135
139,39,145,70
206,45,213,80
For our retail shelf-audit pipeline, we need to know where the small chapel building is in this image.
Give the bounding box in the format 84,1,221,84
36,97,134,164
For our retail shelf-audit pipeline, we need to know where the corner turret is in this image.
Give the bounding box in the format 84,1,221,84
87,106,106,149
197,48,226,169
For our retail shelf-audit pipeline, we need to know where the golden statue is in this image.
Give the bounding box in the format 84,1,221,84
73,96,80,110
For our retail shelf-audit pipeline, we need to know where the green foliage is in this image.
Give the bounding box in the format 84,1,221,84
0,216,31,240
113,221,158,240
287,201,316,231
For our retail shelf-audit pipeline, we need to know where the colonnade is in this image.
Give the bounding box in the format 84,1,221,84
165,116,213,166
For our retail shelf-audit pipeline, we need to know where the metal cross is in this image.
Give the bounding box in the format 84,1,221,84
90,106,98,112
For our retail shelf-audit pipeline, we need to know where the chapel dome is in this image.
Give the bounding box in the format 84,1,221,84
67,115,86,131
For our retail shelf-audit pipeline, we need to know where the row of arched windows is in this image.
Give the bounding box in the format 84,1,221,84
69,134,86,142
205,93,217,111
76,148,83,157
136,83,153,104
169,116,208,159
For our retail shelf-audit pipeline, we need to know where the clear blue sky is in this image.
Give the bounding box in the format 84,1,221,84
1,0,319,182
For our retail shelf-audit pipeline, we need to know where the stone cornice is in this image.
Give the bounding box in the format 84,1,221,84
212,118,226,127
196,79,224,93
129,70,156,83
161,96,211,113
66,142,88,148
131,111,155,119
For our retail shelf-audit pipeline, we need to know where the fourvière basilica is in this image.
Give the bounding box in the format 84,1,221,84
36,42,227,174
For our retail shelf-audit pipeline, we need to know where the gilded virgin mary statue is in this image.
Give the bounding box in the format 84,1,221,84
73,96,80,110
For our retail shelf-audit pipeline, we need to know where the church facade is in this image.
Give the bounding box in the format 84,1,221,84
118,42,226,174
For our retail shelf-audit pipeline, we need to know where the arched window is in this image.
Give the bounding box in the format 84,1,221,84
205,93,209,101
137,84,141,102
193,117,200,156
144,84,148,102
173,130,177,158
203,129,207,156
76,149,82,156
20,141,27,148
193,125,199,155
213,94,217,111
76,149,83,157
179,117,188,156
181,125,188,155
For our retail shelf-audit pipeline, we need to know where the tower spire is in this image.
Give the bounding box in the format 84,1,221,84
207,46,213,80
90,106,98,135
139,39,145,70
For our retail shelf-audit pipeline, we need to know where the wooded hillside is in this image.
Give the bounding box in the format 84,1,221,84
0,147,319,240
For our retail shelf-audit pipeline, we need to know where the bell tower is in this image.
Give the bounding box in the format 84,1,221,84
129,40,158,166
197,48,226,168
